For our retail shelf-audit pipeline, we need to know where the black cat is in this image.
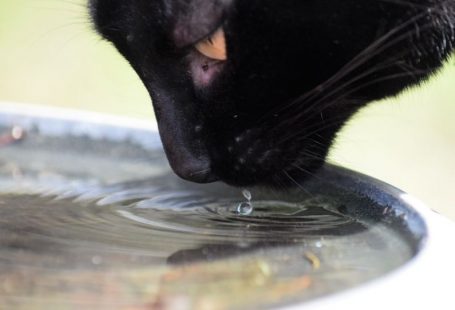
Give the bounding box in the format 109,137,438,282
90,0,454,186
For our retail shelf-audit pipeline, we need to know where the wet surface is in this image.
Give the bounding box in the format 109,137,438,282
0,125,417,309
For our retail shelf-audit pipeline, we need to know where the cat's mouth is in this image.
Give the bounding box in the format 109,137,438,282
187,27,227,88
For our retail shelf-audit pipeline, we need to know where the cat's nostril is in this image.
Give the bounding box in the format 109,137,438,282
173,158,218,184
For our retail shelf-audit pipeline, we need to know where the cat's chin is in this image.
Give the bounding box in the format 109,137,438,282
187,50,226,88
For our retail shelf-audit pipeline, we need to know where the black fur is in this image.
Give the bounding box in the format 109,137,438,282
89,0,455,186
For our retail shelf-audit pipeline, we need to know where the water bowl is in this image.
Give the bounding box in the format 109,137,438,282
0,103,453,310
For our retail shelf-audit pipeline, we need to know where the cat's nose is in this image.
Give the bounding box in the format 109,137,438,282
143,67,219,184
172,157,218,183
156,120,218,183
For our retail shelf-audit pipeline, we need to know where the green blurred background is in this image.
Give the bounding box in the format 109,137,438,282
1,0,454,219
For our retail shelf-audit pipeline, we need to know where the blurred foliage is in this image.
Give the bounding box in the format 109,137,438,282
0,0,454,218
0,0,152,118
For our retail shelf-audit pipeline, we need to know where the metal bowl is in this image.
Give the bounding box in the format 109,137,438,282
0,103,453,310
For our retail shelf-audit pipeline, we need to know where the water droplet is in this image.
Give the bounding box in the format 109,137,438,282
236,202,253,215
242,189,252,201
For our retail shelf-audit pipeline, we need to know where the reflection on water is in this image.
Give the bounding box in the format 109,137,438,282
0,126,415,309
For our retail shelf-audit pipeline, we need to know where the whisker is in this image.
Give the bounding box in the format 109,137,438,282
290,163,324,182
258,9,437,130
282,170,313,196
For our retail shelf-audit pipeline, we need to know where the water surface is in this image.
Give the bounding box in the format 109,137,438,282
0,126,415,309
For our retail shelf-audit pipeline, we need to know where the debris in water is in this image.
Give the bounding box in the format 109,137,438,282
91,256,103,265
11,126,25,140
304,252,321,270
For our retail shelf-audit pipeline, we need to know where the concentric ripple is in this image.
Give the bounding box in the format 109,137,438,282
0,127,415,309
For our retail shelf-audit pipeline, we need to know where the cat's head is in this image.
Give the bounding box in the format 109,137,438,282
90,0,454,186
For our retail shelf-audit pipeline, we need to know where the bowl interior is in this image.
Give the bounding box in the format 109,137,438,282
0,107,426,309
